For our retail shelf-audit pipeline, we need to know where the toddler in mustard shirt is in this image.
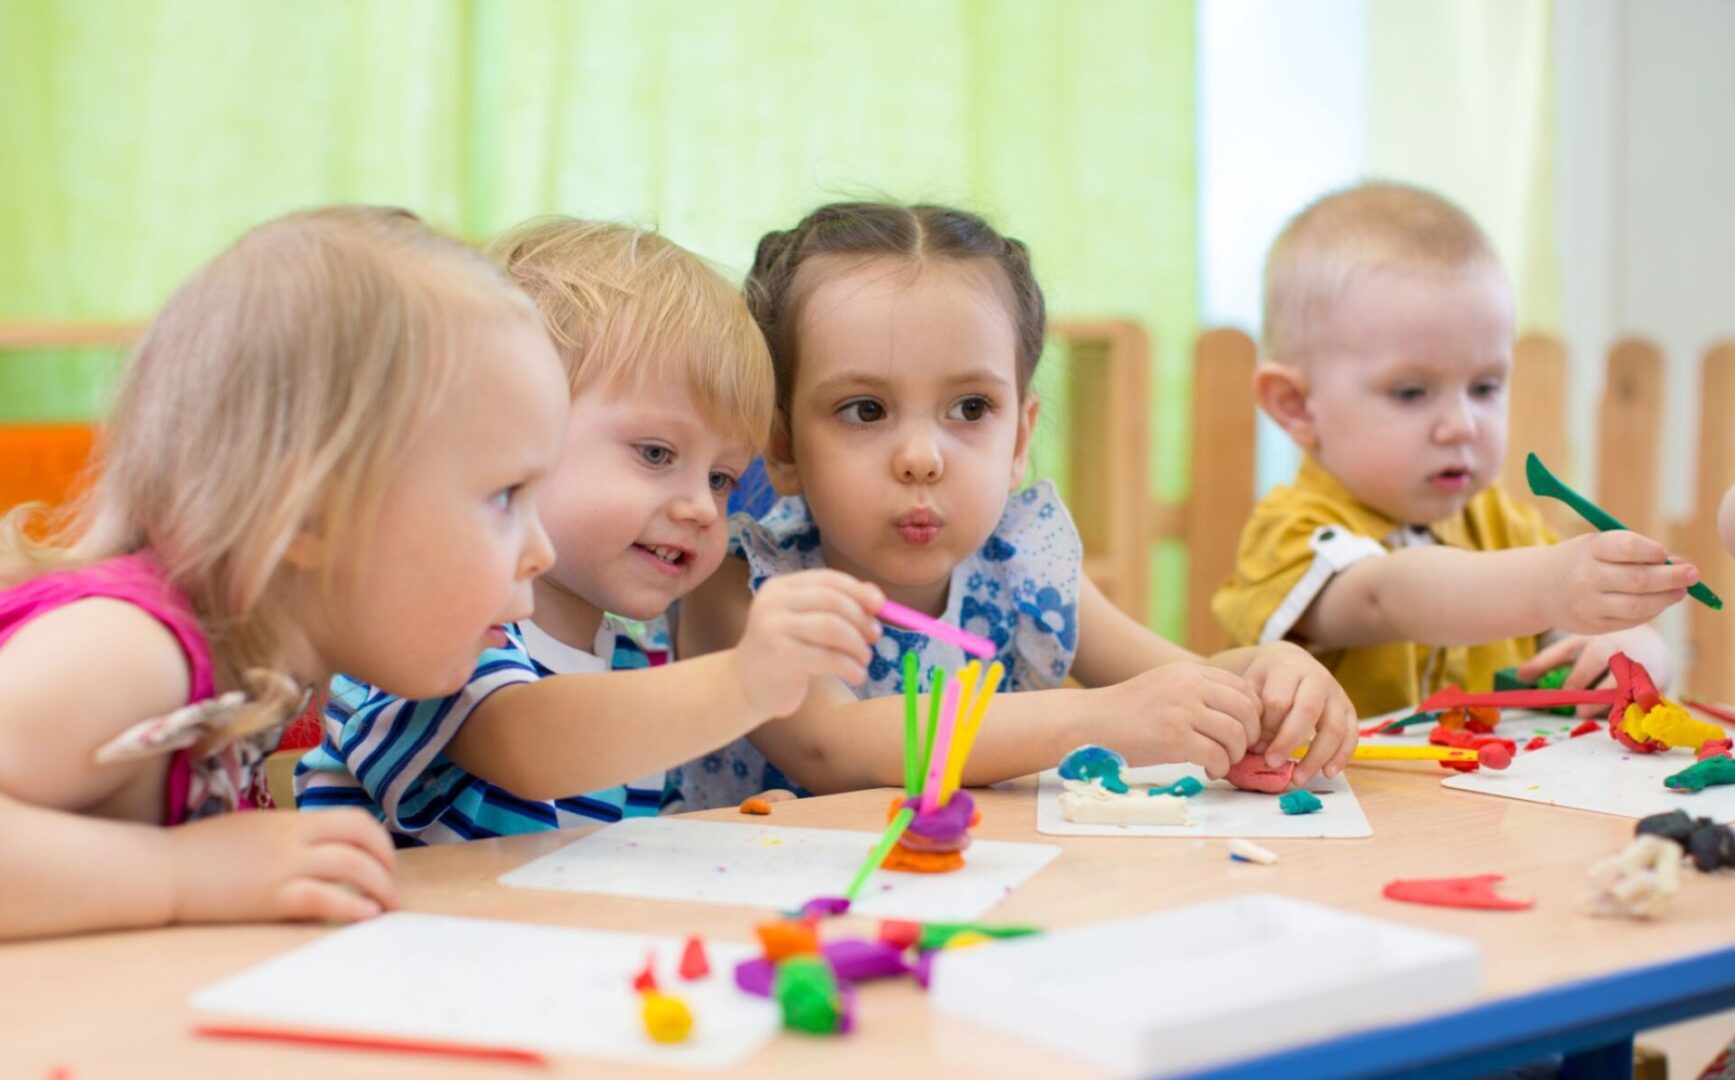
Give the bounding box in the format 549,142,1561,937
1214,182,1695,717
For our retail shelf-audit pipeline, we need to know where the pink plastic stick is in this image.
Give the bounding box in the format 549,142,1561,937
918,681,964,814
879,600,994,659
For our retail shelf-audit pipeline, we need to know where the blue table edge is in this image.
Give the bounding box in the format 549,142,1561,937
1167,938,1735,1080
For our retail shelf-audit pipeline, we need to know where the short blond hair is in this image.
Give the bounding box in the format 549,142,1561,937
1263,182,1505,360
488,218,773,450
3,206,540,721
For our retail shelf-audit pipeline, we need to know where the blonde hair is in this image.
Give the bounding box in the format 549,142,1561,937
1263,181,1505,361
487,218,772,450
1,206,541,736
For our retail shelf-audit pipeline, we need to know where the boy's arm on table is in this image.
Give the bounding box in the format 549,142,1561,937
447,652,763,801
1296,532,1696,651
452,561,882,801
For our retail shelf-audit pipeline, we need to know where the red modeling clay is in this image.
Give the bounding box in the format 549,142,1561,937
1226,754,1295,794
1477,744,1513,770
679,935,710,980
878,920,922,950
1382,874,1533,911
1570,719,1600,738
1524,736,1550,751
1698,739,1733,761
632,950,659,992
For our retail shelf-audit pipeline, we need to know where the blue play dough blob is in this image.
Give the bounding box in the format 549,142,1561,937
1058,744,1129,794
1150,776,1205,798
1278,790,1323,815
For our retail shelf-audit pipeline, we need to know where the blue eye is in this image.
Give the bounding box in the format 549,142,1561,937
489,487,516,511
838,399,886,424
637,444,673,467
947,395,991,422
1470,379,1503,400
709,470,738,495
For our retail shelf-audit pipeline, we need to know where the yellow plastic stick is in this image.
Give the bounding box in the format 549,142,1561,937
940,661,1004,805
1355,745,1479,764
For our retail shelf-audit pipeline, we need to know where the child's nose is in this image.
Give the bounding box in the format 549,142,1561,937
671,481,720,526
1434,399,1478,443
894,427,944,483
521,516,556,579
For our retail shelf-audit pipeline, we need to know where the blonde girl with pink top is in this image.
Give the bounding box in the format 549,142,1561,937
0,206,570,939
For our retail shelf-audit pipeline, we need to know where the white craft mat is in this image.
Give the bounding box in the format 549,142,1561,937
1440,720,1735,821
930,893,1479,1077
1034,764,1371,838
191,913,778,1070
499,816,1060,922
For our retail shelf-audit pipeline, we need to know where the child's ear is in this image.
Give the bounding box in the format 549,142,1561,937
1253,362,1318,451
763,417,803,496
1009,392,1041,490
283,529,328,571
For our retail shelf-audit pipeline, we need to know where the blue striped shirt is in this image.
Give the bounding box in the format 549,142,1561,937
294,618,675,846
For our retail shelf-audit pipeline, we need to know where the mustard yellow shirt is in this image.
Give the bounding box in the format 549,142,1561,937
1212,457,1558,717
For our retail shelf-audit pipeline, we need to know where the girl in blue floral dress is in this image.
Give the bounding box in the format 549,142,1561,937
674,202,1356,810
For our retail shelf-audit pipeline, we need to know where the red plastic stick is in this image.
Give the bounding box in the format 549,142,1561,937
1417,685,1623,712
193,1024,547,1066
1685,698,1735,726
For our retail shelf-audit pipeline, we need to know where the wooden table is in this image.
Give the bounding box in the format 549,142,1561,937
6,764,1734,1079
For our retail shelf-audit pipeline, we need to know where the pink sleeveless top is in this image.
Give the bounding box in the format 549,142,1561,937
0,552,240,825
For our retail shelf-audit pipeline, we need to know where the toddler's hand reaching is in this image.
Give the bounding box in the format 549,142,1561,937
732,570,885,718
1539,531,1695,634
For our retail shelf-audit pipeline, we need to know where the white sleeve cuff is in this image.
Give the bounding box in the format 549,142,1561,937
1257,526,1388,644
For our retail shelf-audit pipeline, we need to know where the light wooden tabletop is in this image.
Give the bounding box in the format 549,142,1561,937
5,763,1729,1079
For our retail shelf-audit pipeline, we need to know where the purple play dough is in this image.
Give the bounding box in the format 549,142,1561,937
735,957,774,997
823,938,912,983
901,789,975,842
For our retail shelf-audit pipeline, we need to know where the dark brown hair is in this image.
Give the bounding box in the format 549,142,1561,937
745,202,1046,427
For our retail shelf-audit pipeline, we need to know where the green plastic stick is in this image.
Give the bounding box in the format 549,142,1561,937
844,807,914,901
902,653,920,797
1526,453,1722,610
918,666,948,784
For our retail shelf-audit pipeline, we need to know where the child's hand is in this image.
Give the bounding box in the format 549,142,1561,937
1098,663,1262,780
1518,627,1673,717
1538,531,1696,634
732,570,885,718
165,808,396,925
1239,641,1357,784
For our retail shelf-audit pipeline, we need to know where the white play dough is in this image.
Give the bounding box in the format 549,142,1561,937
1058,778,1192,826
1229,838,1279,865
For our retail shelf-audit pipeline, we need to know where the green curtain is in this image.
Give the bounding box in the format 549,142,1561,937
0,0,1196,634
1367,0,1559,333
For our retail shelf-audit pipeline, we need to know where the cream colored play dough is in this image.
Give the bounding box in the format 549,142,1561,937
1058,779,1192,826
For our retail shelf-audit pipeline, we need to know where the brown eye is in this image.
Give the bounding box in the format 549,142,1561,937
840,400,885,423
948,396,991,421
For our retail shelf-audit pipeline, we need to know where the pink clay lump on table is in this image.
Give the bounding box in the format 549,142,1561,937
1226,754,1295,794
